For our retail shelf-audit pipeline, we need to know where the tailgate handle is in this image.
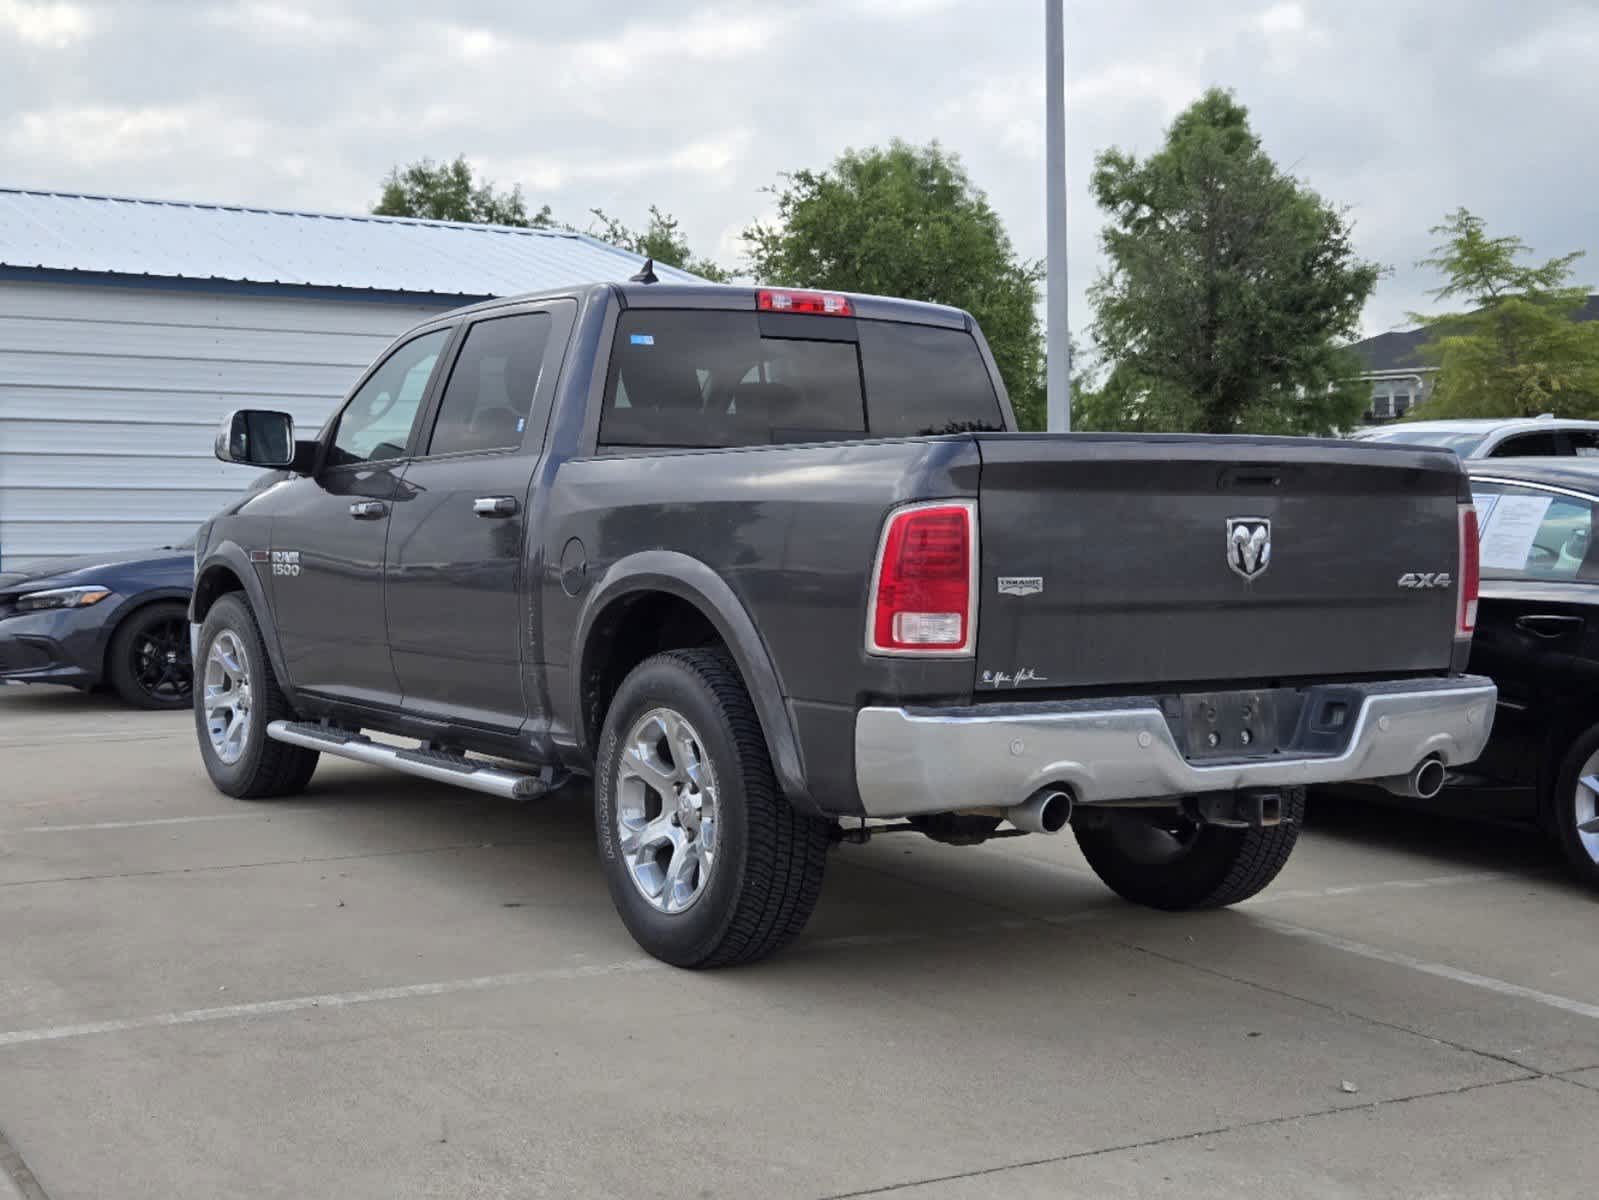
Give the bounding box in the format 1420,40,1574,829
1219,466,1283,489
1515,614,1584,639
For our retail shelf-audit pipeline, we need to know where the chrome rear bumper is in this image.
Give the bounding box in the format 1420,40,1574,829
853,676,1496,818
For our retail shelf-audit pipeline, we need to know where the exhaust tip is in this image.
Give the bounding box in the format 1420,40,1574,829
1414,758,1446,800
1034,789,1072,833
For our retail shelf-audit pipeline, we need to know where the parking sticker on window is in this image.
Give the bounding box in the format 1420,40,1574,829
630,333,655,346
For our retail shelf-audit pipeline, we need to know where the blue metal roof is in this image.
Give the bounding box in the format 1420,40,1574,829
0,187,703,297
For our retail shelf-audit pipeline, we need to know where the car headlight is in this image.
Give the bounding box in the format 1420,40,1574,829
15,585,113,613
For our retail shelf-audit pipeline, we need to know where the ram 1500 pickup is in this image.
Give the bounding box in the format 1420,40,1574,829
192,279,1495,966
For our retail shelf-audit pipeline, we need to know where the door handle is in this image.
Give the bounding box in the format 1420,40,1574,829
1515,614,1584,638
472,496,520,518
349,500,388,520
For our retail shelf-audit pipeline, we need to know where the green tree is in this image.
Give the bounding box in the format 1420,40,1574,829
1408,209,1599,418
373,155,554,227
1086,89,1379,435
743,140,1045,427
587,206,733,282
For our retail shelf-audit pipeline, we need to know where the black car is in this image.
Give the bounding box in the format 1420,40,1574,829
1415,458,1599,885
0,541,195,709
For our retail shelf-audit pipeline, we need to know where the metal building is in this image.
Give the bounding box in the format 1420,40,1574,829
0,188,699,570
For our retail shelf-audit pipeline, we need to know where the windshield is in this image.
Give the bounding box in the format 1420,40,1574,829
1360,428,1488,454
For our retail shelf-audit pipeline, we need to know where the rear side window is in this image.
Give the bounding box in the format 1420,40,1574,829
1489,431,1562,457
425,312,552,457
1567,431,1599,457
598,309,1004,448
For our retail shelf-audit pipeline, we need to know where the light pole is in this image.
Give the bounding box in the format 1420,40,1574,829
1045,0,1071,431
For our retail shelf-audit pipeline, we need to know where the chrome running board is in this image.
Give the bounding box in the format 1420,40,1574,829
266,720,562,801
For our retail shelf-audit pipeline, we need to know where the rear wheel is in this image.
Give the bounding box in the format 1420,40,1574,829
594,649,831,967
106,601,192,709
1074,788,1305,910
194,593,318,798
1551,725,1599,889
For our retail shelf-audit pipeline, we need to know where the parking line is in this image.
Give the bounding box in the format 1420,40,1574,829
1241,870,1523,905
0,959,664,1049
1262,918,1599,1021
0,918,1048,1050
17,814,265,834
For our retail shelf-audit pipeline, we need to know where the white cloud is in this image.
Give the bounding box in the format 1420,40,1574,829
204,2,365,43
0,0,1592,340
1259,2,1307,35
0,0,91,47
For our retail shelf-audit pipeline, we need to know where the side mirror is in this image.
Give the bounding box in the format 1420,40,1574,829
215,409,296,468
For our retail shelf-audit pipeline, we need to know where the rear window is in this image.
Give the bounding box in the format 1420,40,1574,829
599,309,1003,449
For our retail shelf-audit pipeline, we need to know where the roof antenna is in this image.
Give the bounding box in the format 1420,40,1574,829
629,257,658,284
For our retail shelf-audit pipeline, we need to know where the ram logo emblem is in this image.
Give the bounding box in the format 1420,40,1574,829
1226,518,1272,580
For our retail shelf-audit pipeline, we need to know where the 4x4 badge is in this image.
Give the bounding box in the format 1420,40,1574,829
1226,518,1271,580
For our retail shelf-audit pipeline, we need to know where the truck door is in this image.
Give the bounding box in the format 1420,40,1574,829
270,325,454,708
386,301,575,734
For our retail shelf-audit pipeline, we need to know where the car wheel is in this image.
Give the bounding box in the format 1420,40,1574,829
594,649,831,967
194,593,318,798
106,600,193,710
1551,724,1599,889
1074,788,1305,910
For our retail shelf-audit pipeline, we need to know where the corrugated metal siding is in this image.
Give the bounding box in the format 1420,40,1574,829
0,281,448,570
0,188,701,294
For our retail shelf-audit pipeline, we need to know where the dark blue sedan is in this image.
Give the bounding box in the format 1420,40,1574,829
0,540,194,709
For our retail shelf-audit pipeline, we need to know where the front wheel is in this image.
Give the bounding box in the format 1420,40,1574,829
594,649,831,967
106,600,193,709
194,593,318,799
1551,725,1599,889
1074,788,1305,910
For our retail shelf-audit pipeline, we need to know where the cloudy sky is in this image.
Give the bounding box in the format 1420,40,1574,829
3,0,1596,343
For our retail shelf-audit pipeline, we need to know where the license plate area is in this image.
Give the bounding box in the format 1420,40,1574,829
1179,689,1278,760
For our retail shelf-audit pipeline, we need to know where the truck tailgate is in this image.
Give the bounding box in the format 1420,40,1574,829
973,434,1465,692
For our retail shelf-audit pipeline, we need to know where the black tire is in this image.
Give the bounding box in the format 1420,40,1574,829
594,649,831,968
1075,788,1305,910
194,593,318,798
106,600,193,710
1549,724,1599,889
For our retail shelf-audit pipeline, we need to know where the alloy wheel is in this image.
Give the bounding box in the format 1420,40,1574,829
131,616,192,703
615,707,720,914
203,630,252,765
1575,753,1599,864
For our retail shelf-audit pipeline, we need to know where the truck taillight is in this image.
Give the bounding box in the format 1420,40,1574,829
757,288,853,316
867,501,977,655
1458,504,1480,636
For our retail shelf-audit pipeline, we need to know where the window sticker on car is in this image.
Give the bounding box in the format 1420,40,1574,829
630,333,654,346
1479,494,1553,570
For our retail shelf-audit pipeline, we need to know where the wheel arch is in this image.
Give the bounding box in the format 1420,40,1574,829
572,550,816,815
191,543,294,692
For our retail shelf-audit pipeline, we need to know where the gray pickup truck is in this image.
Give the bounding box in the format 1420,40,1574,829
192,280,1495,966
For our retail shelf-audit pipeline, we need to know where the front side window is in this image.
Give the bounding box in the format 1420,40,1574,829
425,312,553,457
1472,483,1598,581
328,328,451,468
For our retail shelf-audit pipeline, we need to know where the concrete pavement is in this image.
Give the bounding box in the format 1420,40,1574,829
1,684,1596,1198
